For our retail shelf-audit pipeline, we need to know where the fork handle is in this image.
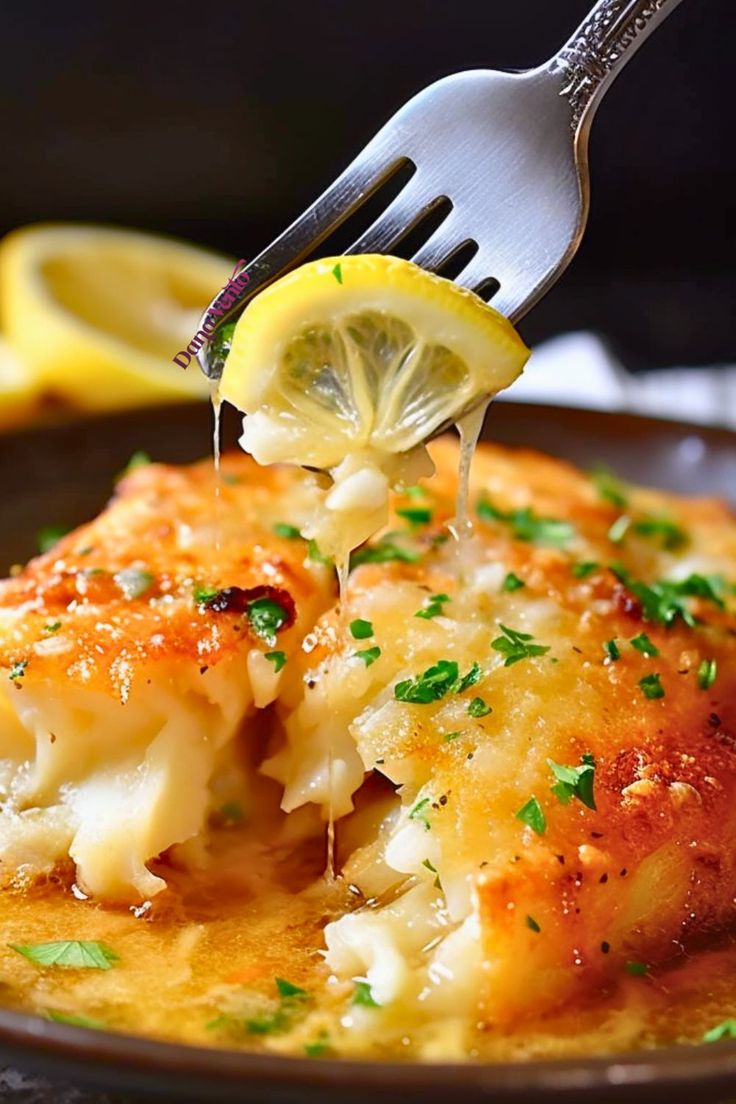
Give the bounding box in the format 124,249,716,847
551,0,686,133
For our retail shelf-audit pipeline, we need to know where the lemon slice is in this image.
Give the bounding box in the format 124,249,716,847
0,224,236,410
221,254,528,469
0,336,39,428
220,254,529,558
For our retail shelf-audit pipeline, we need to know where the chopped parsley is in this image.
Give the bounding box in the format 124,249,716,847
304,1031,331,1056
415,593,450,619
264,650,287,672
247,597,289,646
468,696,491,718
394,659,481,704
397,506,432,527
403,485,426,500
548,754,596,810
242,976,311,1035
607,515,631,544
630,632,660,657
193,583,220,605
515,796,546,836
273,522,301,540
114,568,154,600
492,624,550,667
632,516,688,551
47,1010,105,1030
442,730,462,742
10,941,119,970
698,658,717,691
43,621,62,635
703,1019,736,1043
351,539,421,569
572,561,599,579
354,646,381,666
275,977,309,999
525,915,541,933
350,619,374,639
331,263,343,285
120,450,151,476
638,673,665,700
307,539,333,566
501,572,525,592
476,498,574,547
625,961,649,977
604,639,620,661
610,565,724,628
352,980,380,1007
421,858,442,890
37,525,70,554
8,660,27,682
408,796,432,831
219,802,244,824
591,466,629,510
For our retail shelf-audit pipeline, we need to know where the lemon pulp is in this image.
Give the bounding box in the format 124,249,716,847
219,254,530,560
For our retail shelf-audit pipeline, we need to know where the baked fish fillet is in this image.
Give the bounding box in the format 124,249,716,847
267,437,736,1034
0,454,333,900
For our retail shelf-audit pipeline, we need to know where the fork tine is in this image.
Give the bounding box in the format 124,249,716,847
347,179,445,256
410,214,474,274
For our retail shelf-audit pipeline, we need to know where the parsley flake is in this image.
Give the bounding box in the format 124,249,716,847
331,263,343,285
630,632,660,657
354,646,381,666
442,730,462,742
422,858,442,889
304,1031,331,1056
394,660,480,704
698,658,717,691
492,624,550,667
193,583,219,605
703,1019,736,1043
572,561,599,579
548,754,597,810
638,673,665,700
625,961,649,977
468,696,491,718
10,940,119,970
604,639,620,661
515,796,546,835
477,499,574,547
350,619,374,639
591,466,628,510
408,796,432,831
273,523,301,540
501,572,525,592
415,593,450,619
121,450,151,476
307,539,333,566
351,539,420,569
37,525,70,554
47,1010,105,1030
9,660,27,682
43,621,62,635
525,915,541,933
610,565,725,628
264,650,287,672
397,506,432,527
352,980,380,1007
247,598,289,646
632,516,688,551
275,977,309,1000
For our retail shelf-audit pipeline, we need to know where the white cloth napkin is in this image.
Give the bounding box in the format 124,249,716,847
500,331,736,430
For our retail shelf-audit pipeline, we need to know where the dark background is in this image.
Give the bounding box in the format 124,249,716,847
1,0,733,371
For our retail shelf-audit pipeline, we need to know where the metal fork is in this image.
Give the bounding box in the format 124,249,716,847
197,0,685,383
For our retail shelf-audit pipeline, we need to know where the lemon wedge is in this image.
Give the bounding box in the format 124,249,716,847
0,224,236,410
0,336,39,428
219,254,529,557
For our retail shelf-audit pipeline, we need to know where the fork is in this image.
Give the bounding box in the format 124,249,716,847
196,0,685,383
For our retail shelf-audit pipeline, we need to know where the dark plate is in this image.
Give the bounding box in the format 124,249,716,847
0,401,735,1104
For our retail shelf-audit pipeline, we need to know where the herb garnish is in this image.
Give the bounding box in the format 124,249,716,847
248,597,289,646
37,525,70,554
625,961,649,977
273,522,302,540
114,568,154,600
515,796,546,835
492,624,550,667
572,561,599,579
630,632,660,657
397,506,432,527
352,980,380,1007
9,660,27,682
477,498,574,547
591,466,628,510
422,858,442,889
350,619,374,639
525,915,541,933
354,646,381,666
350,538,421,569
408,796,432,831
703,1020,736,1043
501,572,525,592
219,802,244,824
548,754,596,810
193,583,219,605
394,660,481,704
610,566,724,628
264,650,287,672
632,516,688,551
10,941,119,970
243,977,311,1035
698,658,717,691
638,673,665,700
604,639,620,661
307,539,333,566
607,515,631,544
43,621,62,634
415,593,450,619
331,263,343,285
468,696,492,718
122,450,151,475
47,1010,105,1030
